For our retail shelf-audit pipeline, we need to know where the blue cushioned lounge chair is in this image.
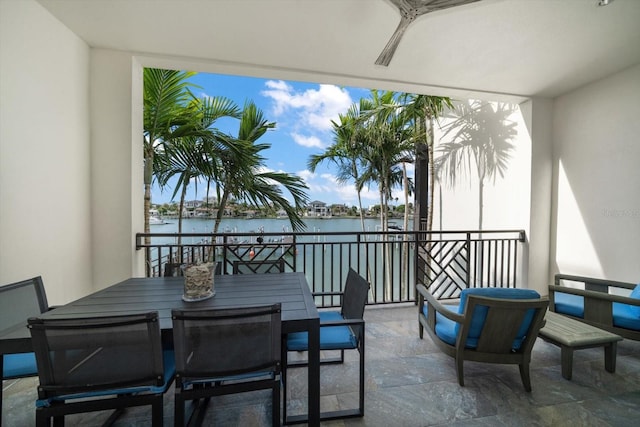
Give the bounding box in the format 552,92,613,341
417,286,549,391
550,274,640,341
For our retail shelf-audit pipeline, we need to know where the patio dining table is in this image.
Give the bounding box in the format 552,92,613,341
0,272,321,426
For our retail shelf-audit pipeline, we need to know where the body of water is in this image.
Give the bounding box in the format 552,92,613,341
150,216,411,235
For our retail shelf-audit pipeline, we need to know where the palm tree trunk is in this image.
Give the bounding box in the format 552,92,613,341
426,117,435,233
143,151,153,274
177,183,187,249
401,162,409,297
476,178,485,286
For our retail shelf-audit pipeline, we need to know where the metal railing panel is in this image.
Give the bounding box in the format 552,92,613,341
136,229,525,307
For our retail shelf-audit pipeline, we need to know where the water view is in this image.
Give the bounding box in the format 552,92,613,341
145,216,416,304
150,216,409,236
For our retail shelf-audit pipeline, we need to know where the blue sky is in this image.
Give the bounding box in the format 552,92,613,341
151,72,408,208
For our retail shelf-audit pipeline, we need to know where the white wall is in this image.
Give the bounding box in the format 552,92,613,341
524,98,554,295
0,0,92,304
551,64,640,283
431,100,540,291
89,50,145,290
432,101,532,232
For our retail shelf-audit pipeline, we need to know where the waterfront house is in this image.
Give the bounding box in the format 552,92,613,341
307,201,330,217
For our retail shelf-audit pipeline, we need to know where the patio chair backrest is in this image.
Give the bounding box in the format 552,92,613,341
27,312,165,398
172,304,281,382
457,288,545,351
341,268,370,321
1,276,48,333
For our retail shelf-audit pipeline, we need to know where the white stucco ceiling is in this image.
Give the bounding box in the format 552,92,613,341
37,0,640,100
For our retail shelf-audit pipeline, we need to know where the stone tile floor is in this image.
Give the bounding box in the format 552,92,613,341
3,305,640,426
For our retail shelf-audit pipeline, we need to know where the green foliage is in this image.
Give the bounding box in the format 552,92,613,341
144,69,309,234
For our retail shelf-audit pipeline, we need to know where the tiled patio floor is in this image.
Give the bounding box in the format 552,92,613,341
3,305,640,426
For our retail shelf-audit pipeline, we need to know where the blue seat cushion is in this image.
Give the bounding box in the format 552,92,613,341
422,304,460,347
287,310,358,351
3,352,37,378
36,350,175,408
612,303,640,331
554,292,584,317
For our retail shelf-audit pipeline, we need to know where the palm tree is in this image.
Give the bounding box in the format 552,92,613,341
308,103,369,232
436,100,517,230
357,90,414,299
211,101,309,235
155,135,210,245
152,94,241,237
143,68,198,241
357,91,415,231
398,94,454,233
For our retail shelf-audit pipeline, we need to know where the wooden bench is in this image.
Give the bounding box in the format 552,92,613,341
539,311,623,380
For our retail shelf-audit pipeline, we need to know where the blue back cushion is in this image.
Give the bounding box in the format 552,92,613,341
554,292,584,318
457,288,540,349
624,284,640,317
555,284,640,329
612,284,640,330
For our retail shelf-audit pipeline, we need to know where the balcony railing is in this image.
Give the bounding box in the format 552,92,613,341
135,229,526,307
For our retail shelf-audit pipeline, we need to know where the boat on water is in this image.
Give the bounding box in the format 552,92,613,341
149,215,168,225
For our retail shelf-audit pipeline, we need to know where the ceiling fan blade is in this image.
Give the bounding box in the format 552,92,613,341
375,16,413,66
376,0,482,66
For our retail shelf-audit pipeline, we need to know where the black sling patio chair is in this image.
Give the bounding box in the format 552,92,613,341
1,276,51,424
172,304,282,426
27,312,175,427
283,268,369,423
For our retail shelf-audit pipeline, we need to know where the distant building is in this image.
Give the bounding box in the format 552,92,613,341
330,204,349,216
202,195,217,206
184,199,202,209
306,201,329,217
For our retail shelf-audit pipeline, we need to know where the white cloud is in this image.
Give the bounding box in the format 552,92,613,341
261,81,352,133
294,170,380,207
297,169,315,181
291,133,324,148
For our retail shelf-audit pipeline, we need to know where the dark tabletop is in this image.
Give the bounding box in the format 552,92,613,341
1,272,319,351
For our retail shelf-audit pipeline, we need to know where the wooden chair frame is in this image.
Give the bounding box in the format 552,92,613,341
418,284,549,391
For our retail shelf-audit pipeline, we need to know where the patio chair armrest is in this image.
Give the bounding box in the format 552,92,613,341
417,284,464,324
